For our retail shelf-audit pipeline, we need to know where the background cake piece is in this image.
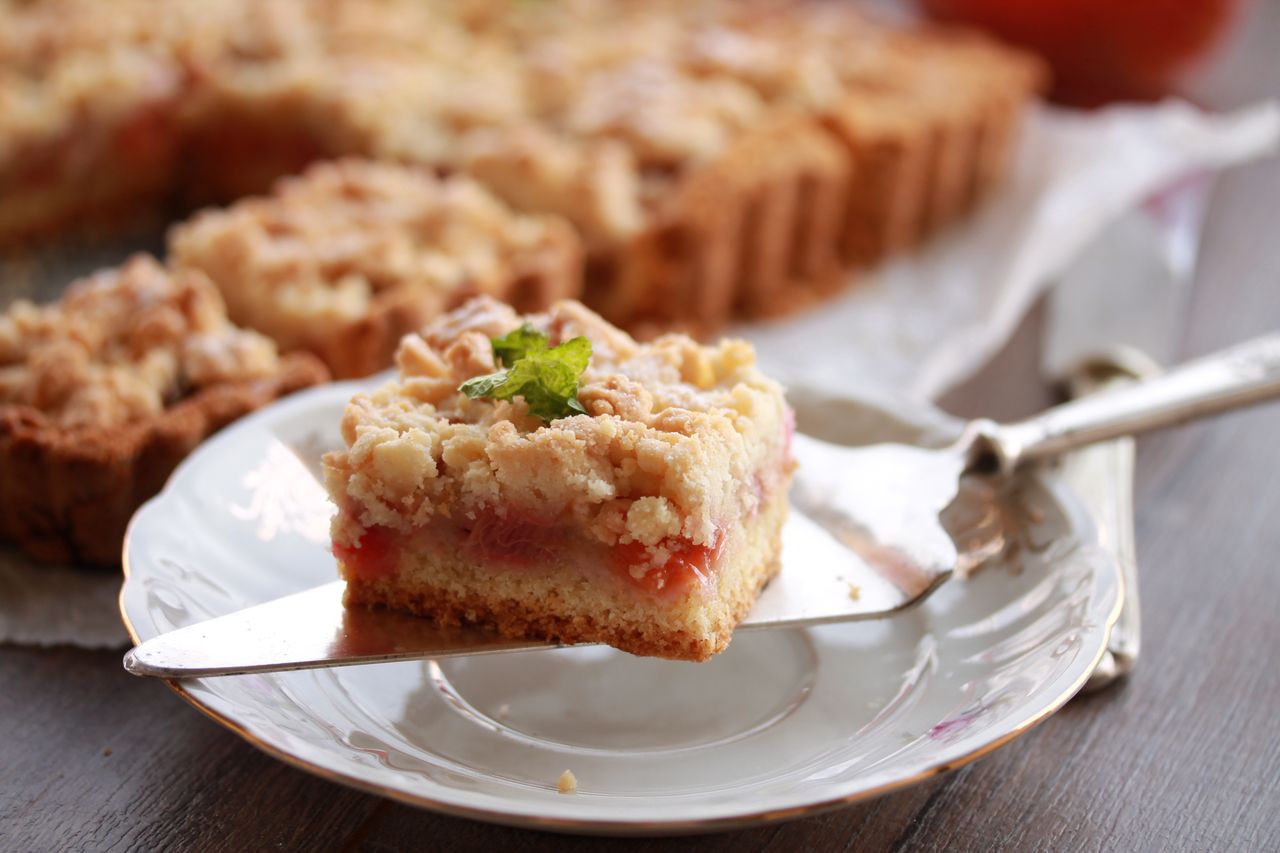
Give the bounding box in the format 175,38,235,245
454,0,1043,334
836,28,1046,259
0,48,182,242
169,160,582,379
611,114,852,332
0,0,1042,337
0,254,327,566
170,1,516,205
0,0,498,234
323,296,795,661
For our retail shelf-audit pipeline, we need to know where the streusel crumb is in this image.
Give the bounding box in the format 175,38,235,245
169,159,581,377
324,295,792,574
0,255,279,428
557,769,578,794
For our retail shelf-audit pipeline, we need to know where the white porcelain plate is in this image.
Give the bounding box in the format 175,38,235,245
120,380,1121,834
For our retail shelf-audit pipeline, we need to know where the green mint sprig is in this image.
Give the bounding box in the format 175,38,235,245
459,324,591,422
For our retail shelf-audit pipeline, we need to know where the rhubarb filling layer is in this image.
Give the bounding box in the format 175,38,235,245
336,479,790,661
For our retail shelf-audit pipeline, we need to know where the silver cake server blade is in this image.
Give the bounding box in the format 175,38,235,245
122,506,955,679
124,581,549,678
124,334,1280,678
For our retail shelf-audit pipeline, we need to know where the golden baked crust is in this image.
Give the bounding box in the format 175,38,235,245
820,27,1046,264
0,353,325,566
0,255,329,565
589,113,852,334
170,159,581,378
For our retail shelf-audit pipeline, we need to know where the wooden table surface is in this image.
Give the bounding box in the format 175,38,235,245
3,6,1278,852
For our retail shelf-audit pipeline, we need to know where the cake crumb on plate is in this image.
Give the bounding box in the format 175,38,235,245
558,770,578,794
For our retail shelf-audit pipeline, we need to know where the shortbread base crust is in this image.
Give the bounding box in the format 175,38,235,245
342,490,789,662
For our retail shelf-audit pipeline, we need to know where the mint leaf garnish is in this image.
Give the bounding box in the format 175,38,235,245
490,323,548,367
459,327,592,422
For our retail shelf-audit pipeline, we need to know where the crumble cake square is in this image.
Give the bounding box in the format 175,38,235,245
169,159,582,378
0,255,327,566
322,295,795,661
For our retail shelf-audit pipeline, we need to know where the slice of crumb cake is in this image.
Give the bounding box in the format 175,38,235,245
322,296,795,661
0,255,327,566
170,159,581,379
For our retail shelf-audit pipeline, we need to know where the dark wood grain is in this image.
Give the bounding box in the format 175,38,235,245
3,4,1279,851
0,645,383,851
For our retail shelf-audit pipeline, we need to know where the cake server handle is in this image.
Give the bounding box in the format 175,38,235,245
961,333,1280,475
1053,354,1151,692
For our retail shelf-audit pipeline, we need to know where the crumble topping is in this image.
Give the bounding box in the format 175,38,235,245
557,769,578,795
170,159,575,351
457,128,646,252
324,296,792,570
2,0,1036,248
0,255,280,428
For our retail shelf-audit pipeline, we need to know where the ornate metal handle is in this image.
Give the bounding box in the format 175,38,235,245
963,334,1280,475
1056,358,1149,692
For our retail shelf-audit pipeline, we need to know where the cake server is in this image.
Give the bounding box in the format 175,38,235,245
124,333,1280,678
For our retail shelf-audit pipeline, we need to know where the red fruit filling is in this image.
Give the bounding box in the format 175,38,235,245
463,510,559,567
333,525,399,581
612,533,724,595
113,105,175,171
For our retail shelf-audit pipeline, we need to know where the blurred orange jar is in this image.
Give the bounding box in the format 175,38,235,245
921,0,1240,105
